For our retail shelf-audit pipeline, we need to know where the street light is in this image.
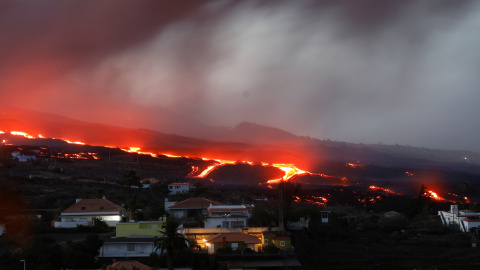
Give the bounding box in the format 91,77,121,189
19,260,25,270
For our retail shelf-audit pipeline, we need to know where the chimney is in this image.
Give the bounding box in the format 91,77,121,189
75,198,82,203
451,205,459,215
222,236,226,249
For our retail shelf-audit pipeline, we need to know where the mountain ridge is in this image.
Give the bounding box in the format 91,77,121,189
1,106,479,167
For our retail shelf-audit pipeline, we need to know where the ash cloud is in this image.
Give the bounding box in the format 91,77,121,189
1,0,480,152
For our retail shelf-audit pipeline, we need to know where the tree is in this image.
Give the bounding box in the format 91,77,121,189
118,170,142,190
154,216,190,270
0,150,16,176
460,181,470,205
64,234,103,269
22,235,64,270
118,170,142,220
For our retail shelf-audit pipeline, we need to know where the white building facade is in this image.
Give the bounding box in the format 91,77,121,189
53,198,123,228
204,204,254,228
168,183,192,195
438,205,480,232
99,237,158,258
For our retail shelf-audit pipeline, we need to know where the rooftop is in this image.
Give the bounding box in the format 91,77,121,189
169,197,224,210
62,198,122,214
205,233,261,244
106,260,152,270
208,204,254,212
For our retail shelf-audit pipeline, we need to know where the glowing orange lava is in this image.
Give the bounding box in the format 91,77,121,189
64,140,86,145
368,185,402,195
347,161,365,168
11,131,35,139
426,190,446,201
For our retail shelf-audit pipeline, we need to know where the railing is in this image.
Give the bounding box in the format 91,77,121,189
99,250,156,258
54,221,90,228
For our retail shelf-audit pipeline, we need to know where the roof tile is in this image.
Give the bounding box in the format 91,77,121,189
62,198,122,213
169,197,224,209
205,233,261,244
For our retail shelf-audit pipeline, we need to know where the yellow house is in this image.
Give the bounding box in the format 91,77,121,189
116,220,165,237
262,231,291,250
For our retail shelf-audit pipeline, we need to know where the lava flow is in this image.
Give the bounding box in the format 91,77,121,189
368,185,402,195
0,129,472,205
1,129,325,185
192,158,347,186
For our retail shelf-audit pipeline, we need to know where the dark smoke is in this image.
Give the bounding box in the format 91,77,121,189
1,0,480,152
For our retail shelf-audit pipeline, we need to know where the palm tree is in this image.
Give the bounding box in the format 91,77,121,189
154,216,190,270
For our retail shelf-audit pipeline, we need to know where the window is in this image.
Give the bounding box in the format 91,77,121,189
100,206,104,210
231,221,245,228
81,207,86,210
222,221,230,228
280,241,285,247
264,239,268,244
231,243,238,249
127,244,135,251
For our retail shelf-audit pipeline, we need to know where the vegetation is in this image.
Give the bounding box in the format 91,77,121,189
1,144,480,269
154,216,191,270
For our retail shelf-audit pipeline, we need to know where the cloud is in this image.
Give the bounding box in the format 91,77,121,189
1,0,480,151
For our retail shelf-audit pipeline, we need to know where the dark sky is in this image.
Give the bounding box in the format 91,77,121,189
1,0,480,152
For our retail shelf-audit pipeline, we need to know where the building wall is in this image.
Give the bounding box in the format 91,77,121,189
204,217,247,228
100,242,157,258
116,221,165,237
171,209,187,219
168,184,191,195
438,208,480,232
272,238,291,250
55,214,121,228
207,242,260,254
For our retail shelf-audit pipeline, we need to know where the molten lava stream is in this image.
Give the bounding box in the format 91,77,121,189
1,129,347,187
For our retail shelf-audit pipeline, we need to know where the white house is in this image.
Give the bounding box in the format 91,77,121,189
204,204,254,228
168,197,224,219
53,197,124,228
140,178,159,188
11,151,36,162
99,237,158,258
438,205,480,232
168,183,192,195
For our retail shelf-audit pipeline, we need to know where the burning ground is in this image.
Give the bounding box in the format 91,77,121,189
1,126,478,207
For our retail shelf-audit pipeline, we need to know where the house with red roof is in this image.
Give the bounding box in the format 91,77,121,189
104,259,152,270
204,232,262,254
204,204,254,228
438,204,480,232
53,197,124,228
168,197,224,219
168,182,193,194
262,231,292,250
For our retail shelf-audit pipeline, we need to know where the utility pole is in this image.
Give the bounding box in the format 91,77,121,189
279,184,285,231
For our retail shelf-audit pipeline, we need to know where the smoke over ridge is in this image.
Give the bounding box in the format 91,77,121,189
1,0,480,151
